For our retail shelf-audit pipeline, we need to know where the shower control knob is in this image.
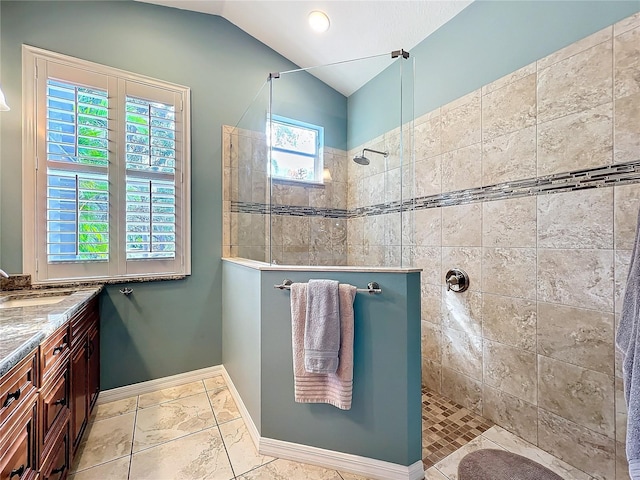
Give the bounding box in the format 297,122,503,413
445,268,469,293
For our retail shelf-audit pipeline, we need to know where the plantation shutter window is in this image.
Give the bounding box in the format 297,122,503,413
23,46,191,283
46,78,110,263
122,81,184,275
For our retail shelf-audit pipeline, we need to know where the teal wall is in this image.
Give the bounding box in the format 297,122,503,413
270,70,347,148
0,0,346,389
260,270,422,465
348,0,640,149
222,261,262,431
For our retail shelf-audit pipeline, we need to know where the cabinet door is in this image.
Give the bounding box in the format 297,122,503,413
70,343,87,450
39,362,70,462
40,421,69,480
0,351,37,429
87,326,99,412
40,325,70,385
0,398,38,480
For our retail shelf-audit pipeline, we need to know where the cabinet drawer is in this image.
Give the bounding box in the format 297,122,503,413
39,326,69,383
40,364,69,459
40,421,69,480
69,299,98,349
0,351,38,429
0,397,38,480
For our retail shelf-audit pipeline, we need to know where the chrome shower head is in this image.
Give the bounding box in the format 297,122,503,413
352,148,388,165
353,154,370,165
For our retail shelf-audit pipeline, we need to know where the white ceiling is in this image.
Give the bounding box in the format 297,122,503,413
135,0,473,96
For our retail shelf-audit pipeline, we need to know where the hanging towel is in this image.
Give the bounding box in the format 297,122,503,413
290,282,357,410
304,279,340,373
616,206,640,480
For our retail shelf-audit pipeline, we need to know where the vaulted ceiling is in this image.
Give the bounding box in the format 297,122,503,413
135,0,472,96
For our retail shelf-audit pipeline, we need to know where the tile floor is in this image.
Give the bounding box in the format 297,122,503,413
70,375,595,480
69,375,368,480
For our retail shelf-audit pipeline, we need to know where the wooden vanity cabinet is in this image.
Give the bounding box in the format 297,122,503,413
0,294,99,479
70,297,100,455
0,352,39,480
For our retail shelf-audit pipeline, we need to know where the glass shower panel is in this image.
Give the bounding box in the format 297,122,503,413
224,81,270,262
223,51,415,266
268,61,353,266
401,56,416,269
267,52,415,267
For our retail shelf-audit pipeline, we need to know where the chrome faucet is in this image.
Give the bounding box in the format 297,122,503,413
0,269,8,279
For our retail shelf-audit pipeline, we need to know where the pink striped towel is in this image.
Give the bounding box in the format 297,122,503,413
290,282,357,410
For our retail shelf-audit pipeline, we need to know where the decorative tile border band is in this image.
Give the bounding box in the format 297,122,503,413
230,202,349,218
231,160,640,218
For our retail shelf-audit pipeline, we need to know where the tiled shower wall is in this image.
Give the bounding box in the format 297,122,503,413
346,13,640,480
222,126,350,265
346,126,415,267
222,127,268,261
269,148,349,266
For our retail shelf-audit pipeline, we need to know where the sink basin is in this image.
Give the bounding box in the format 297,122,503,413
0,294,70,309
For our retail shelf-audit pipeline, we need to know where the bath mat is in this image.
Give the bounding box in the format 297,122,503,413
458,449,564,480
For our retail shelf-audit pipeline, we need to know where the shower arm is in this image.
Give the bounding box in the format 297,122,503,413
362,148,389,157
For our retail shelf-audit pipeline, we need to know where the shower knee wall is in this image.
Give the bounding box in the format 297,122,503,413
221,259,422,470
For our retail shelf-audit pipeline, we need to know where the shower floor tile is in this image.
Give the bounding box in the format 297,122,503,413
421,388,494,469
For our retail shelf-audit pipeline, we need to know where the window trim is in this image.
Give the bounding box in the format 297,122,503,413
269,114,324,184
22,45,191,285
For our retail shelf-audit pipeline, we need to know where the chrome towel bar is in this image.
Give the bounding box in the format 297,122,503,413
274,278,382,295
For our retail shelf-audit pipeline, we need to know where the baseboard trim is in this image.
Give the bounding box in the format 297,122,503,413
259,437,425,480
220,367,260,449
97,365,224,404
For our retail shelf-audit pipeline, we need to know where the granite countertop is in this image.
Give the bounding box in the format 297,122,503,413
0,286,103,377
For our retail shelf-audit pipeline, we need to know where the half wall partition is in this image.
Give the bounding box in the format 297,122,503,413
221,52,423,480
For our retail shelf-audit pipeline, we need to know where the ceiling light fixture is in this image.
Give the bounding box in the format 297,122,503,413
308,10,330,33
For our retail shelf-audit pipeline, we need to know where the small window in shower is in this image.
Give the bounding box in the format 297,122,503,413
268,115,324,183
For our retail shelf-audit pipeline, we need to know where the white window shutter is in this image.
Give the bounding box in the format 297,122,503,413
23,46,191,284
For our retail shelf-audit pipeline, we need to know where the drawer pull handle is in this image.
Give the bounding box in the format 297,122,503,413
3,388,21,408
10,464,25,479
53,397,66,406
51,464,66,475
52,345,65,355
